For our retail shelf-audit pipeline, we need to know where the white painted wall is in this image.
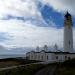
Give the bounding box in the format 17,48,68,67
26,51,75,62
64,25,73,52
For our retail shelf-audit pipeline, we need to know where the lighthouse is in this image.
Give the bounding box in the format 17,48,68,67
64,12,73,53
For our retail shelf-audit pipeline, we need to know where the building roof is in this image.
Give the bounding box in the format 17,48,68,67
26,50,75,54
28,50,75,54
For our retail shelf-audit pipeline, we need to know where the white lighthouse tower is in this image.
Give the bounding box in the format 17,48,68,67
64,12,73,53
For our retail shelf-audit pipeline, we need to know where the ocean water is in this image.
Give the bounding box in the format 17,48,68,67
0,54,25,59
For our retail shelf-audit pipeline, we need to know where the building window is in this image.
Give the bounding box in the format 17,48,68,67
56,56,58,59
68,57,71,60
38,56,40,59
41,56,43,60
31,56,33,59
47,56,48,60
35,55,37,59
65,56,67,59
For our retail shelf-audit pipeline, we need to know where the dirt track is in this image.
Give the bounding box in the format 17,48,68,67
35,65,56,75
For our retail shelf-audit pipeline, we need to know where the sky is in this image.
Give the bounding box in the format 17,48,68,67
0,0,75,54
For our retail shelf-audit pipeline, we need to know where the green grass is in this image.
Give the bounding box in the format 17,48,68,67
0,58,45,75
0,63,57,75
0,64,46,75
0,58,41,68
55,59,75,75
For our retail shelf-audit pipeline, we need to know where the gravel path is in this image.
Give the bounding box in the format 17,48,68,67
35,65,56,75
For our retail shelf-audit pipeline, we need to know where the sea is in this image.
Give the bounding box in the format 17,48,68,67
0,54,25,59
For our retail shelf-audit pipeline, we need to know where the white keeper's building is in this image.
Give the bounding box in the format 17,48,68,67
26,12,75,62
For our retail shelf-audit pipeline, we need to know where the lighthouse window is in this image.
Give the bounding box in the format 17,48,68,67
69,41,70,45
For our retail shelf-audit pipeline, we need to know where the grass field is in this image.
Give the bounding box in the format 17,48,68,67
55,59,75,75
0,58,46,75
0,63,46,75
1,58,75,75
0,58,41,68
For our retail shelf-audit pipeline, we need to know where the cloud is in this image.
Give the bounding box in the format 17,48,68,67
0,0,75,54
0,19,75,51
0,0,41,19
1,19,75,51
0,19,63,48
40,0,75,15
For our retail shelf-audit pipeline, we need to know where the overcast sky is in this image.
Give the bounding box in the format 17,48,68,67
0,0,75,54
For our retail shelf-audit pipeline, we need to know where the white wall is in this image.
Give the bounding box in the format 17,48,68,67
64,24,73,52
26,51,75,62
